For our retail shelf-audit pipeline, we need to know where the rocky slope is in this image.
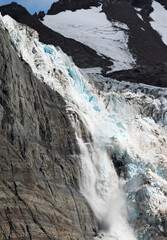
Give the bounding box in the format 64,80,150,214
43,0,167,87
47,0,167,67
1,1,167,87
0,24,98,239
102,0,167,66
106,64,167,88
0,2,111,71
47,0,101,14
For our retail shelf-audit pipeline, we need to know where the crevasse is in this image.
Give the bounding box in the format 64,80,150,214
1,14,167,240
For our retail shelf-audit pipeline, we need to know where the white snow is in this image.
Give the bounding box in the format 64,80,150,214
137,13,143,21
1,13,167,240
43,5,136,72
82,67,103,74
150,1,167,46
135,7,142,12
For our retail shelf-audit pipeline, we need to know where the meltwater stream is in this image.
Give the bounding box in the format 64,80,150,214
0,14,137,239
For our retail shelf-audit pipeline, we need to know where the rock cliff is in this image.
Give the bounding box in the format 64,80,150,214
47,0,101,14
0,26,98,239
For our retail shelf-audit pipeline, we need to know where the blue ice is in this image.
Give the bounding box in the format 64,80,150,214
157,165,165,178
44,46,54,55
68,68,86,93
67,67,100,112
126,163,143,178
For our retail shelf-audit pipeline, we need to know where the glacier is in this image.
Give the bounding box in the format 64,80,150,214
1,13,167,240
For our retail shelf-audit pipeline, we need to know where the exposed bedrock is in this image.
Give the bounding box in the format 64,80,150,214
0,27,98,239
47,0,101,14
107,64,167,88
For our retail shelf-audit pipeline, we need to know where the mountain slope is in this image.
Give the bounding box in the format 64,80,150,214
44,0,167,70
44,5,136,72
0,20,97,240
1,1,167,87
102,0,167,66
0,3,167,240
0,2,111,71
47,0,101,14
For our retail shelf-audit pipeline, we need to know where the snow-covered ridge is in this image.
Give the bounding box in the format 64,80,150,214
1,13,167,240
43,5,136,72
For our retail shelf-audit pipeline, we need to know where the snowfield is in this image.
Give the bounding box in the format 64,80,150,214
150,1,167,46
43,5,136,72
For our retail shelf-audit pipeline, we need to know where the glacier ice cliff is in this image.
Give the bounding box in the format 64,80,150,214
0,13,167,240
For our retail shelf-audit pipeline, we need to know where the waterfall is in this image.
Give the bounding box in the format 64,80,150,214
66,73,137,239
66,80,136,240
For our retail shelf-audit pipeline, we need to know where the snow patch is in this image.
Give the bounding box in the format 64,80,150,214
135,7,142,12
137,13,143,21
150,1,167,46
43,5,136,72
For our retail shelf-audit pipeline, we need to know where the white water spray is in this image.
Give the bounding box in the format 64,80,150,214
68,87,137,240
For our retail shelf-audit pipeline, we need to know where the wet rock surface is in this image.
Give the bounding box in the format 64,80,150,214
0,27,98,239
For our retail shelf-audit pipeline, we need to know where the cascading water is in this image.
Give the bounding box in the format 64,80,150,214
2,14,167,240
66,73,137,240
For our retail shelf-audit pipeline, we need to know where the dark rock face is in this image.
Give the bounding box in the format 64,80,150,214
131,0,152,8
47,0,101,15
46,0,167,69
42,0,167,87
107,64,167,88
0,3,111,71
0,27,98,239
37,11,45,21
102,0,167,67
2,1,167,87
132,0,167,10
46,0,167,67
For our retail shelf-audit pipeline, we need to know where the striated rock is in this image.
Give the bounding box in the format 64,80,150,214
0,26,98,239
